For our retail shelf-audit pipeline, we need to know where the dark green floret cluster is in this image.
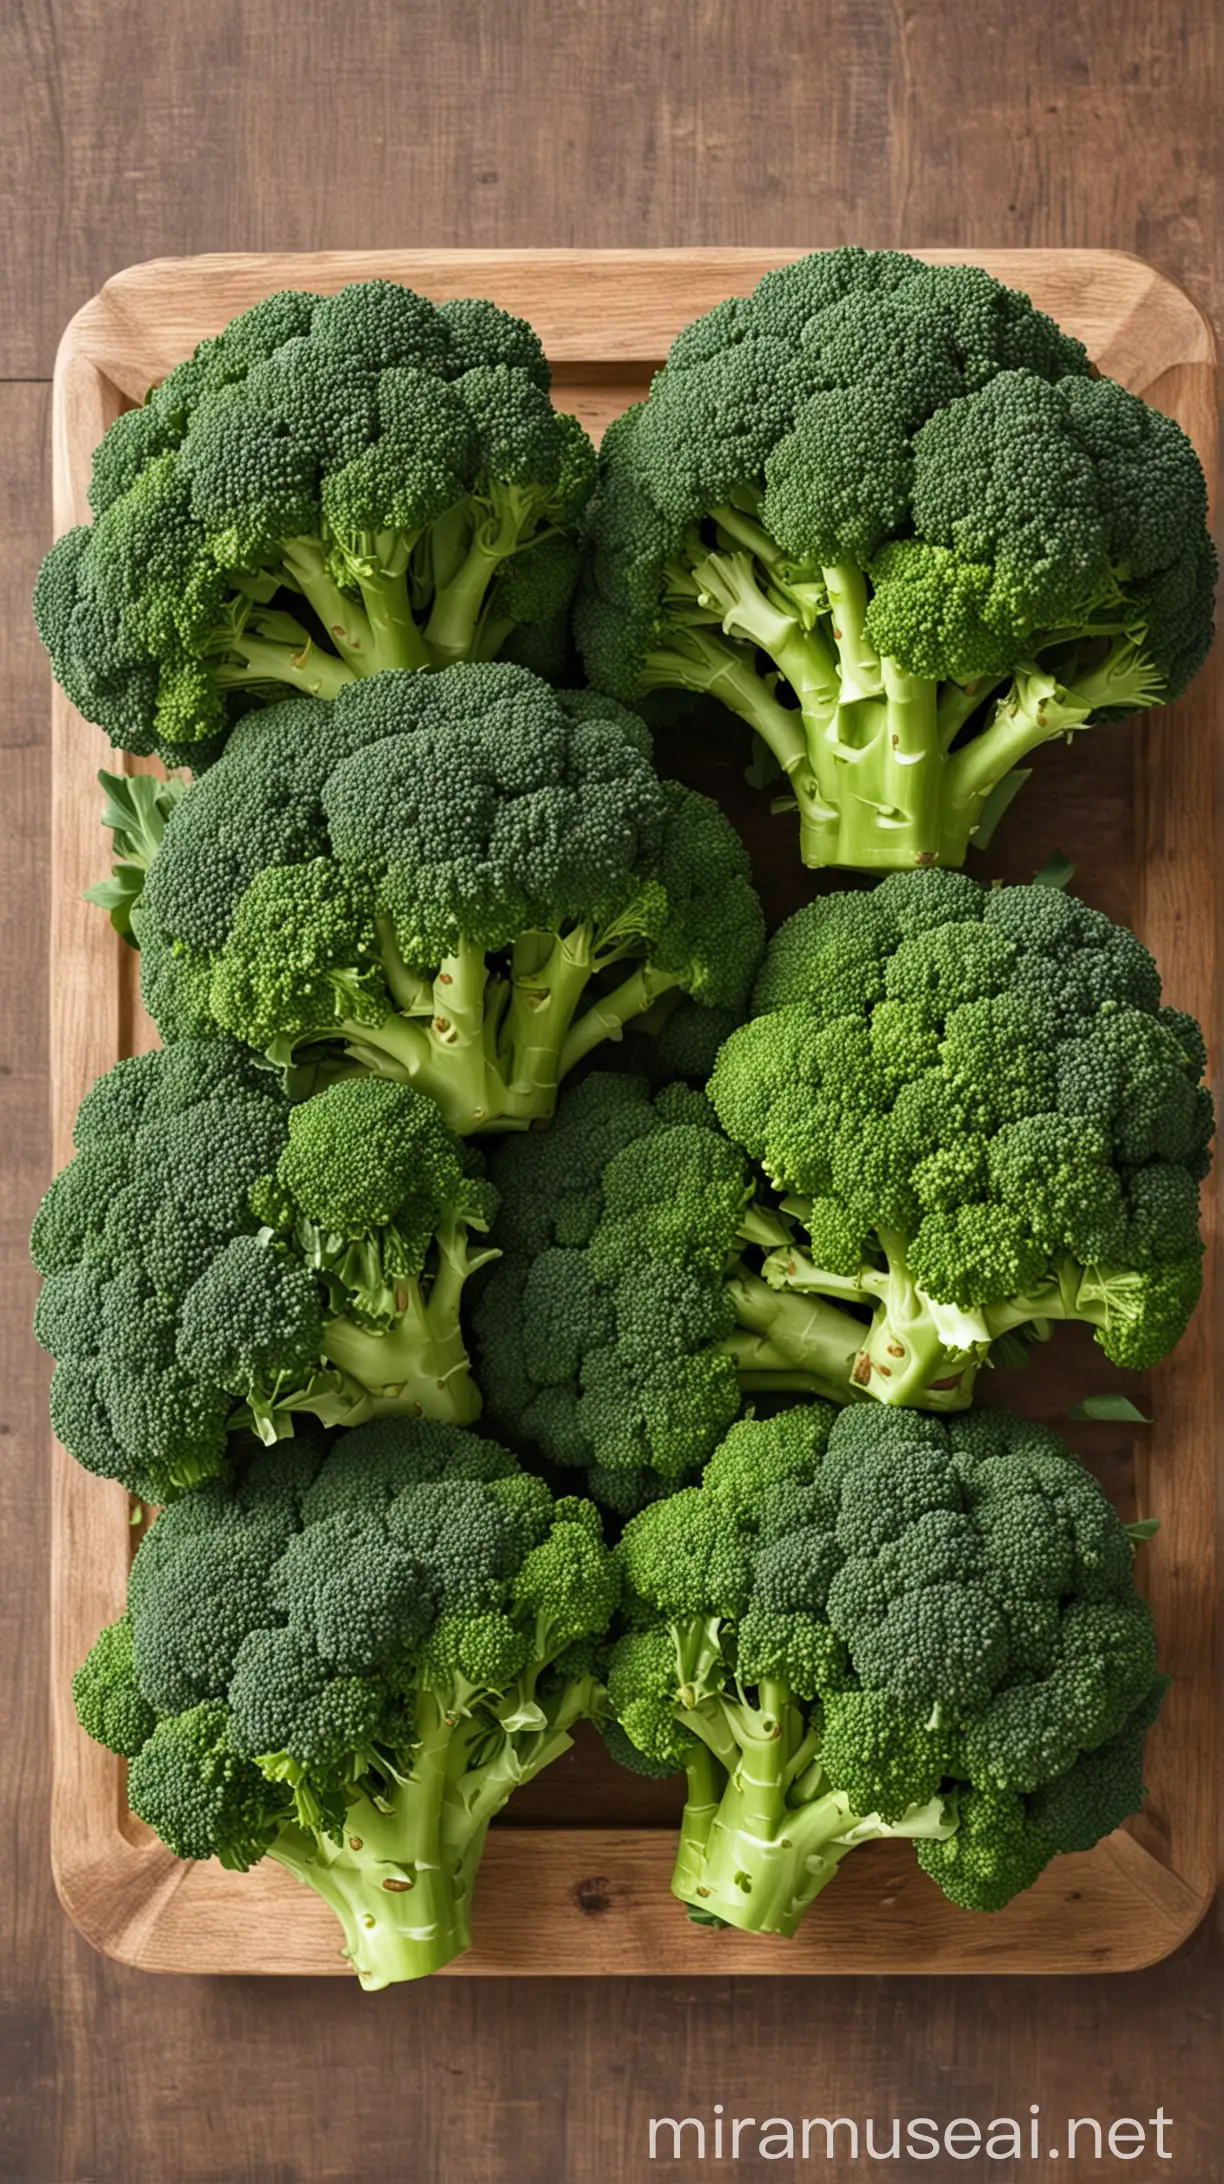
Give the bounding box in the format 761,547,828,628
129,661,763,1131
35,281,595,766
609,1402,1165,1933
72,1417,618,1987
32,1041,497,1497
577,247,1216,869
474,1071,873,1511
711,867,1213,1407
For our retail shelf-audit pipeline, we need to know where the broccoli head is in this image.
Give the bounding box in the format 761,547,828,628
131,661,763,1133
31,1042,497,1498
472,1072,871,1512
576,248,1215,870
710,868,1212,1406
608,1402,1165,1935
74,1417,619,1985
35,281,595,766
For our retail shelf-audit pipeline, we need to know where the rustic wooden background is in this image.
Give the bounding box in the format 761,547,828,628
1,4,1220,2180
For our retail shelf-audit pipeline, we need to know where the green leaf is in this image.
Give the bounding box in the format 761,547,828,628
744,734,783,791
1034,848,1077,891
1126,1517,1160,1544
969,767,1032,852
85,768,188,942
1066,1393,1152,1423
988,1330,1032,1371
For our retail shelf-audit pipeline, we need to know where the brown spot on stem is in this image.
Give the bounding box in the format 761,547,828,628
916,851,935,866
851,1351,873,1387
382,1877,414,1893
348,1837,363,1851
885,1342,905,1358
438,972,453,985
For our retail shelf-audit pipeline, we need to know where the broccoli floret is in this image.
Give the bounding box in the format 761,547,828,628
132,662,763,1132
608,1402,1165,1936
35,282,596,766
473,1072,873,1509
75,1418,619,1986
31,1043,497,1497
576,249,1215,871
709,869,1212,1407
72,1614,157,1757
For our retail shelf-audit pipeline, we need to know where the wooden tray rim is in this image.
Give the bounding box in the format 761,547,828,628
48,245,1220,1981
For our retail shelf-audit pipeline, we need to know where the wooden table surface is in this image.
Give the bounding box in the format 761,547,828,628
1,5,1219,2180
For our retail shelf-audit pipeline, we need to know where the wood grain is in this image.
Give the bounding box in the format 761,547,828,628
47,247,1219,1983
4,5,1222,2178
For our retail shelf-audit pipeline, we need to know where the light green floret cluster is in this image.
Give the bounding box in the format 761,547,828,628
711,868,1213,1409
128,661,764,1134
72,1418,618,1987
577,247,1215,869
609,1403,1165,1935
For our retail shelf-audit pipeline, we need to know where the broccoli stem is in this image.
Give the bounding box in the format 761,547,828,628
268,1767,471,1988
212,631,357,702
670,1690,853,1936
424,488,538,664
673,1742,726,1902
723,1271,865,1403
937,664,1114,861
353,561,433,672
670,1687,954,1936
339,940,527,1133
822,562,883,702
556,961,684,1081
641,625,836,866
279,539,379,673
319,1290,482,1426
500,928,608,1119
775,1233,982,1408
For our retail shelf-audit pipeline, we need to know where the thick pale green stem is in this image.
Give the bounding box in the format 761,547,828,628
213,632,357,701
268,1764,470,1988
280,538,378,672
501,928,601,1118
320,1289,482,1425
822,562,883,700
724,1271,865,1402
355,563,433,671
674,1744,726,1904
557,962,681,1080
424,492,535,665
339,940,515,1132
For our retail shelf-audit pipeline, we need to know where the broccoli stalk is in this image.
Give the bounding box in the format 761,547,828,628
135,666,764,1135
326,920,684,1136
74,1420,621,1988
663,525,1170,871
609,1402,1166,1937
266,1657,601,1986
667,1669,953,1935
578,252,1215,873
721,1262,869,1404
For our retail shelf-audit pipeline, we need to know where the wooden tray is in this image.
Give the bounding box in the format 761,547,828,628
49,249,1219,1978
